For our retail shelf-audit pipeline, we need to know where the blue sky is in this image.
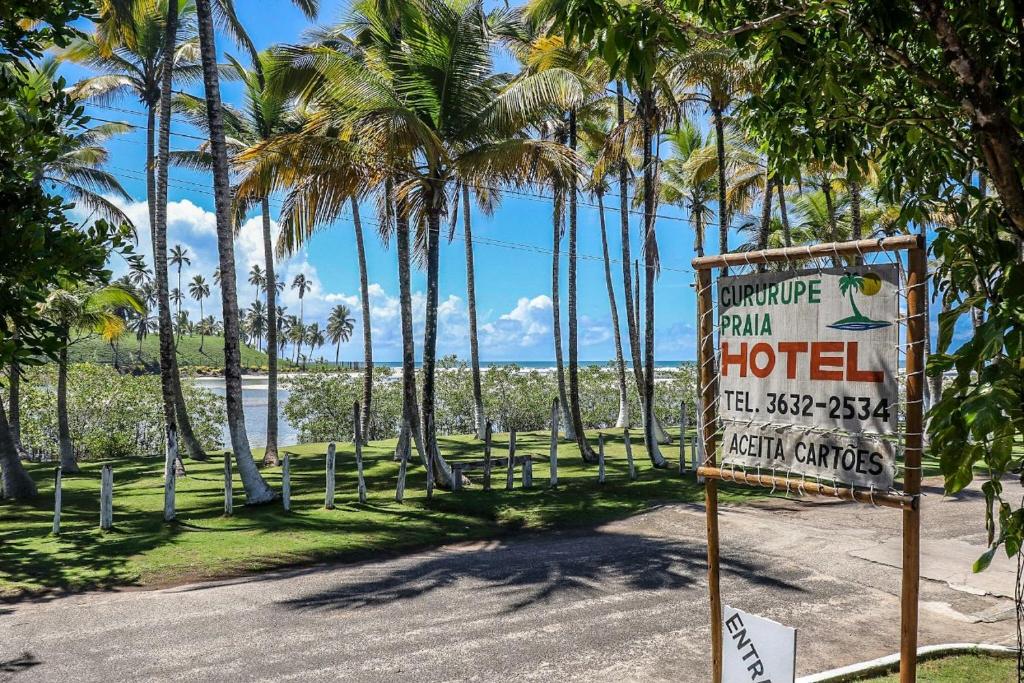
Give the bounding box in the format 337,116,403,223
58,0,958,363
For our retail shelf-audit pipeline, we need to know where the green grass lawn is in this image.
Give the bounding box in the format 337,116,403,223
68,333,281,372
865,655,1015,682
0,428,763,597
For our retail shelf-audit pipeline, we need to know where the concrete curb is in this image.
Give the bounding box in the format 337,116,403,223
796,643,1018,682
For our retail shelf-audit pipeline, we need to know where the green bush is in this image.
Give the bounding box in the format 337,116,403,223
285,358,699,440
11,363,224,459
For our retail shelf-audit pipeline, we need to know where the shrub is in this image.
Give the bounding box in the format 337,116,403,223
11,363,224,459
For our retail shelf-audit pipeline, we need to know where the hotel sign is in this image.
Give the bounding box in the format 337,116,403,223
718,266,898,489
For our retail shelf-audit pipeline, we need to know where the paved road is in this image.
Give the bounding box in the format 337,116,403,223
3,477,1017,682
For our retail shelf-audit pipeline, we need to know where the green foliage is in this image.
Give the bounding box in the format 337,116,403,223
65,332,283,372
9,363,224,459
285,360,699,442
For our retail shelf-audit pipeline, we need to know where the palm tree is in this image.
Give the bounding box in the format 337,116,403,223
290,273,309,363
658,122,717,258
41,283,144,472
169,244,190,339
187,274,210,351
350,199,374,444
304,322,325,369
248,263,266,296
126,255,152,287
247,300,267,350
327,304,355,367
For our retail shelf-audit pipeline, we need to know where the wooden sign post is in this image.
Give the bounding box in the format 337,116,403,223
692,235,924,683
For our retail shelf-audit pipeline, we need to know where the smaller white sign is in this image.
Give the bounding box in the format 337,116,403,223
722,606,796,683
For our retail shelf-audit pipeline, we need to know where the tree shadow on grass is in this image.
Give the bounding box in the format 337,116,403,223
275,529,804,615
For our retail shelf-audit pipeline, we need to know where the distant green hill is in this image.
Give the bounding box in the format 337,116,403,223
67,334,290,374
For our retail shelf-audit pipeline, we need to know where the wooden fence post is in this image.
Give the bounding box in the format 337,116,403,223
282,453,291,512
223,452,233,516
679,401,688,475
598,432,606,484
52,467,62,535
99,463,113,530
451,464,463,492
325,442,336,509
522,456,533,489
506,430,516,491
549,398,559,487
483,422,493,491
163,425,177,523
624,429,636,481
353,403,367,504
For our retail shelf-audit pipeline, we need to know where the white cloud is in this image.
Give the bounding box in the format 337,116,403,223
480,294,552,350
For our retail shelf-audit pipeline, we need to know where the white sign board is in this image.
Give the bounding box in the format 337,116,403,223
723,605,796,683
717,266,899,489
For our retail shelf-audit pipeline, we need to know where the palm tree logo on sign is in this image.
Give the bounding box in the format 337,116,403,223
828,272,892,331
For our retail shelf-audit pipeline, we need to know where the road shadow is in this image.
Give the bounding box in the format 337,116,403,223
277,529,804,615
0,652,41,679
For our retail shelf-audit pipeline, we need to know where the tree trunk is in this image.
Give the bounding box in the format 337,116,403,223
0,400,36,498
566,112,596,462
850,179,863,265
616,81,649,443
822,182,840,266
261,197,279,466
420,197,453,487
777,178,792,247
713,107,730,275
551,185,575,441
597,191,630,429
461,186,486,440
396,209,426,466
8,360,27,458
195,0,274,504
154,0,205,462
57,345,78,473
640,90,668,467
694,212,705,258
757,172,773,272
351,197,373,444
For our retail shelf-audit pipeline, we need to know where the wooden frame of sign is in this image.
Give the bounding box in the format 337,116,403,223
692,234,925,683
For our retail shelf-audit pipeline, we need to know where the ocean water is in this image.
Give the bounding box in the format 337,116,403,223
194,360,695,447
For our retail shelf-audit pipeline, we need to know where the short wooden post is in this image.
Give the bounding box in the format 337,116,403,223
598,432,606,484
506,430,516,491
522,456,533,489
353,403,367,504
223,452,233,516
395,447,409,503
325,442,336,509
624,428,636,481
679,401,688,475
451,464,463,492
163,425,177,523
99,463,113,530
482,422,493,491
549,398,559,487
282,453,291,511
52,467,62,535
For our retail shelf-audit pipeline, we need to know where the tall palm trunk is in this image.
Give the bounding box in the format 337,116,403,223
57,343,77,473
8,358,27,458
0,400,35,498
566,112,596,462
822,181,840,266
616,82,647,428
421,192,453,487
713,107,729,274
757,173,773,272
351,198,373,444
195,0,273,503
597,191,629,428
551,185,575,441
154,0,205,462
395,199,428,469
262,197,280,466
461,186,486,440
694,211,706,258
850,179,863,265
640,90,667,468
777,178,792,247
